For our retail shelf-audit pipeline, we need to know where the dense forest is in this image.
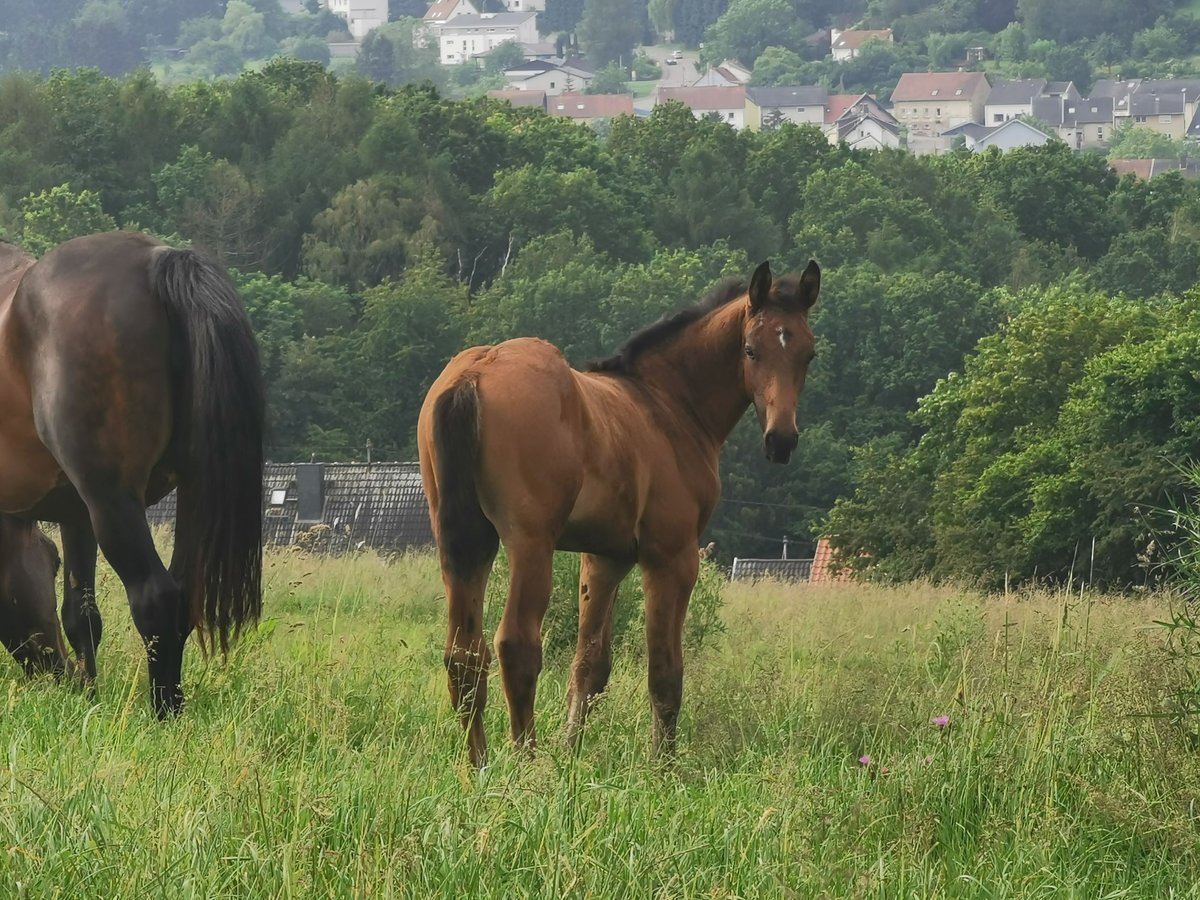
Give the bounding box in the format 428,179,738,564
2,59,1199,582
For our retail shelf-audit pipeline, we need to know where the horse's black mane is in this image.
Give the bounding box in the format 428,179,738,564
586,276,748,374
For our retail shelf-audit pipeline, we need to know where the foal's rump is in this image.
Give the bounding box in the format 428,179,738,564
420,337,654,558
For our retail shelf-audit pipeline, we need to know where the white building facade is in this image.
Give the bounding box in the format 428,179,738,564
438,12,539,64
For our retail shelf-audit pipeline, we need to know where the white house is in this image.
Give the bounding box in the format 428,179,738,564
691,59,752,87
943,117,1054,152
438,11,538,65
502,59,594,95
830,28,893,62
824,95,900,150
422,0,478,28
657,86,747,129
323,0,387,41
744,85,827,130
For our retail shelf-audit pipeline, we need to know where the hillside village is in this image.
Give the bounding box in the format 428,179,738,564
313,1,1200,172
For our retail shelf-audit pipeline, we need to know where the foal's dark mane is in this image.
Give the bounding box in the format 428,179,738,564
586,276,748,375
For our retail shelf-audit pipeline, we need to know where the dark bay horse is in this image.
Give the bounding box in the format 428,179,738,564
0,515,69,676
0,231,264,716
418,259,820,766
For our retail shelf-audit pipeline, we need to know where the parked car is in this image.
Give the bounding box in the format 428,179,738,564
665,57,676,65
672,50,683,59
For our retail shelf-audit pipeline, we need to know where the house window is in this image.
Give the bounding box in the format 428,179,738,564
955,89,963,95
1097,127,1104,140
993,113,1003,122
550,81,555,88
1159,114,1172,123
923,107,928,114
936,107,941,115
1136,115,1147,122
727,112,734,119
931,89,939,96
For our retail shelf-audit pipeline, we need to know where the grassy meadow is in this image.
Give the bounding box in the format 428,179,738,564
2,543,1200,897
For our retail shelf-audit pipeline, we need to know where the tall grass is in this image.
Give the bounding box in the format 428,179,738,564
1,546,1198,897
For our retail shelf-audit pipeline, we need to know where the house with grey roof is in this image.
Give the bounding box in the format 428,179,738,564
744,85,828,130
438,11,538,65
1039,95,1114,149
823,94,900,150
984,79,1048,125
942,117,1055,152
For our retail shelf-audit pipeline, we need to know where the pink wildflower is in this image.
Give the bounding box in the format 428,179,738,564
931,715,950,730
858,754,872,766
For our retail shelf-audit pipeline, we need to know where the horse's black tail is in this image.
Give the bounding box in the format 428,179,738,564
154,247,264,654
431,379,499,577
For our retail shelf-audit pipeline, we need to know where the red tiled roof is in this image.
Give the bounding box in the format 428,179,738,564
423,0,475,22
547,92,634,119
657,85,745,110
891,71,989,102
832,29,892,51
809,537,855,584
825,93,859,123
486,89,547,109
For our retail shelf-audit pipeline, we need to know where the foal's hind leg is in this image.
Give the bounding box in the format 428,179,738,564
641,550,700,756
566,553,633,748
494,537,554,754
60,518,101,689
443,558,496,769
84,491,188,717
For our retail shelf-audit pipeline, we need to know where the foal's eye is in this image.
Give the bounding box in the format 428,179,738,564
744,344,757,361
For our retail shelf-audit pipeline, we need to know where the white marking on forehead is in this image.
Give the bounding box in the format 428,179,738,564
776,326,788,348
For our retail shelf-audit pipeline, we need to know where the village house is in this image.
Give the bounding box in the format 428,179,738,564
984,78,1048,124
657,85,747,129
1096,78,1200,141
744,85,828,131
323,0,387,41
942,117,1055,152
486,88,548,110
830,28,893,62
1033,95,1113,149
546,92,634,125
823,93,900,150
502,58,594,95
691,59,752,87
891,71,991,136
422,0,477,28
438,11,538,65
417,0,477,47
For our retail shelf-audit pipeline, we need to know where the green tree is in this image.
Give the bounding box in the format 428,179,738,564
587,63,632,94
701,0,809,68
358,242,470,453
302,175,449,289
750,46,805,86
1107,124,1190,160
20,183,117,256
577,0,643,67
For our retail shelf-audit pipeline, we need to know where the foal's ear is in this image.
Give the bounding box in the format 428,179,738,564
748,260,772,313
795,259,820,311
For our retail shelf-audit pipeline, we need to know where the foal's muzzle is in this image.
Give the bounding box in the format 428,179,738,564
763,429,798,464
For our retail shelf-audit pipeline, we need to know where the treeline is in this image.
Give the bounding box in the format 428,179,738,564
4,60,1200,573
